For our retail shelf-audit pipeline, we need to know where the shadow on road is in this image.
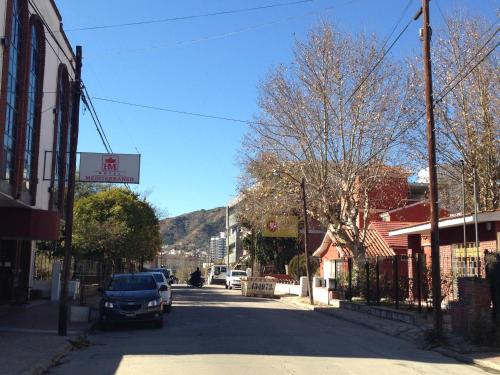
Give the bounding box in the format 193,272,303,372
52,285,474,374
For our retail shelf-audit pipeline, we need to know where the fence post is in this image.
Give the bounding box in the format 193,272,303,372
393,255,399,309
376,257,380,304
348,258,353,301
365,261,370,304
417,253,422,313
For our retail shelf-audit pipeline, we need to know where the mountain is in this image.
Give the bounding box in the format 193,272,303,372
159,207,226,251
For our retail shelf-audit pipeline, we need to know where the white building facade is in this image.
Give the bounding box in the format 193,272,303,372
0,0,76,303
210,232,226,260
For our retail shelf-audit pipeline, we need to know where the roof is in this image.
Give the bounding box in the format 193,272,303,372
389,209,500,236
380,201,429,216
313,226,395,258
369,221,416,249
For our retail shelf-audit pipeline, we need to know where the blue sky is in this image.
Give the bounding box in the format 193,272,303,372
56,0,497,217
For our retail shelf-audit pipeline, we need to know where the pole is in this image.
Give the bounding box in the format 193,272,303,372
473,167,480,277
58,46,82,336
301,177,314,305
421,0,442,337
226,206,230,272
461,160,467,276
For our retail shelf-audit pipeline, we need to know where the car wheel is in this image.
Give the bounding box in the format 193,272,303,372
229,285,233,290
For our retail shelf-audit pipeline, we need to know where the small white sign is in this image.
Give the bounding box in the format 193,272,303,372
79,153,140,184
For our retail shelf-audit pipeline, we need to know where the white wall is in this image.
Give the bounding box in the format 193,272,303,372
32,0,76,210
0,1,76,210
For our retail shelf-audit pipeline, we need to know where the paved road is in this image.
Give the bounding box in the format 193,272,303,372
49,285,486,375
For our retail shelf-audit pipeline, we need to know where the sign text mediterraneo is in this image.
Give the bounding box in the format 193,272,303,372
79,153,141,184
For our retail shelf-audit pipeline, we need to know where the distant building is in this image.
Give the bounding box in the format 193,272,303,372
227,198,244,264
210,232,226,260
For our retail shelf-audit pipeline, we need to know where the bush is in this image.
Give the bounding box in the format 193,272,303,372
288,254,319,280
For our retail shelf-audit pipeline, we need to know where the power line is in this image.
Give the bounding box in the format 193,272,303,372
65,0,313,32
435,39,499,104
27,0,76,72
81,88,113,153
83,86,113,152
91,0,361,57
345,2,418,104
91,96,264,126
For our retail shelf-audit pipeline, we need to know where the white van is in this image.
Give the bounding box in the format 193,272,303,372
208,265,229,285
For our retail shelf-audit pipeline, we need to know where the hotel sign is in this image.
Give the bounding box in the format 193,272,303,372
79,153,140,184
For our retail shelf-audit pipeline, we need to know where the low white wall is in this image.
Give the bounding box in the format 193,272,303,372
313,286,330,305
275,283,302,296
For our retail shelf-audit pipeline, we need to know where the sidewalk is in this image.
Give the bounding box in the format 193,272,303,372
279,296,500,373
0,297,100,375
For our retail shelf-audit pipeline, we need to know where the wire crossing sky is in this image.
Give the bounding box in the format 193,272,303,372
56,0,498,217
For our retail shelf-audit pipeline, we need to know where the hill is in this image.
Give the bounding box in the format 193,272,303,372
159,207,226,251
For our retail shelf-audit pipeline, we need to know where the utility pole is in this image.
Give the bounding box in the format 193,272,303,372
226,206,230,272
301,177,313,305
473,167,480,277
58,46,82,336
421,0,442,337
461,160,467,276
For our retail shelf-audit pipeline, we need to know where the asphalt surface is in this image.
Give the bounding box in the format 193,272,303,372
47,285,487,375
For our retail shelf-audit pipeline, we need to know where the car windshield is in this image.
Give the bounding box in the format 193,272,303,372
152,274,164,283
232,271,247,276
108,275,157,291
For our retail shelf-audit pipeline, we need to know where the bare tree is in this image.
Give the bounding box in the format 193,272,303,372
432,14,499,211
241,24,417,260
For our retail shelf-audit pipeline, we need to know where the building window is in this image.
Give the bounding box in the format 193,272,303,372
22,20,44,199
52,66,69,210
452,243,480,277
2,0,24,185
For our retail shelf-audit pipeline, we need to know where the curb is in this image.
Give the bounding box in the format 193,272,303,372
434,348,500,374
32,319,99,375
279,296,500,374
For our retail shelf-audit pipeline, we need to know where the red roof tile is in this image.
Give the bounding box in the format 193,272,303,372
369,221,416,249
313,227,395,258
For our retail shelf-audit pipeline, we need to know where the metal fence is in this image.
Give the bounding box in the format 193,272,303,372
330,254,458,311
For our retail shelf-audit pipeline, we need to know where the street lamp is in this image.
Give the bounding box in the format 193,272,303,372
272,170,314,305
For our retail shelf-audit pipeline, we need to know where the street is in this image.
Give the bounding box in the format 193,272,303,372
48,285,486,375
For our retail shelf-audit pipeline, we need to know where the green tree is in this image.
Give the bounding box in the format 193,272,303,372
253,233,299,274
73,188,161,266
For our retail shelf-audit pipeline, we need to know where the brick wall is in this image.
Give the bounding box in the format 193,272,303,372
451,278,491,336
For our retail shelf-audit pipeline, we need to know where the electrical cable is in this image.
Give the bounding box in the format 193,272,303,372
65,0,313,32
82,86,113,153
346,7,416,105
91,96,267,126
27,0,76,72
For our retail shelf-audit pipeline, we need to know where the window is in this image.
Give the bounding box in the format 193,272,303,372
22,20,44,198
452,243,480,277
2,0,24,185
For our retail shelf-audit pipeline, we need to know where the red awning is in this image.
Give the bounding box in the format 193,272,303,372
0,207,60,240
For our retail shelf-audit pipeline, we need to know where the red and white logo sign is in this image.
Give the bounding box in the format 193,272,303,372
266,220,279,232
79,152,140,184
102,155,119,172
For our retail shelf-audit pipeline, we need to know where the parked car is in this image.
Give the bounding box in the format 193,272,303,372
208,265,229,285
140,272,173,312
145,267,170,279
99,273,165,329
225,270,248,289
